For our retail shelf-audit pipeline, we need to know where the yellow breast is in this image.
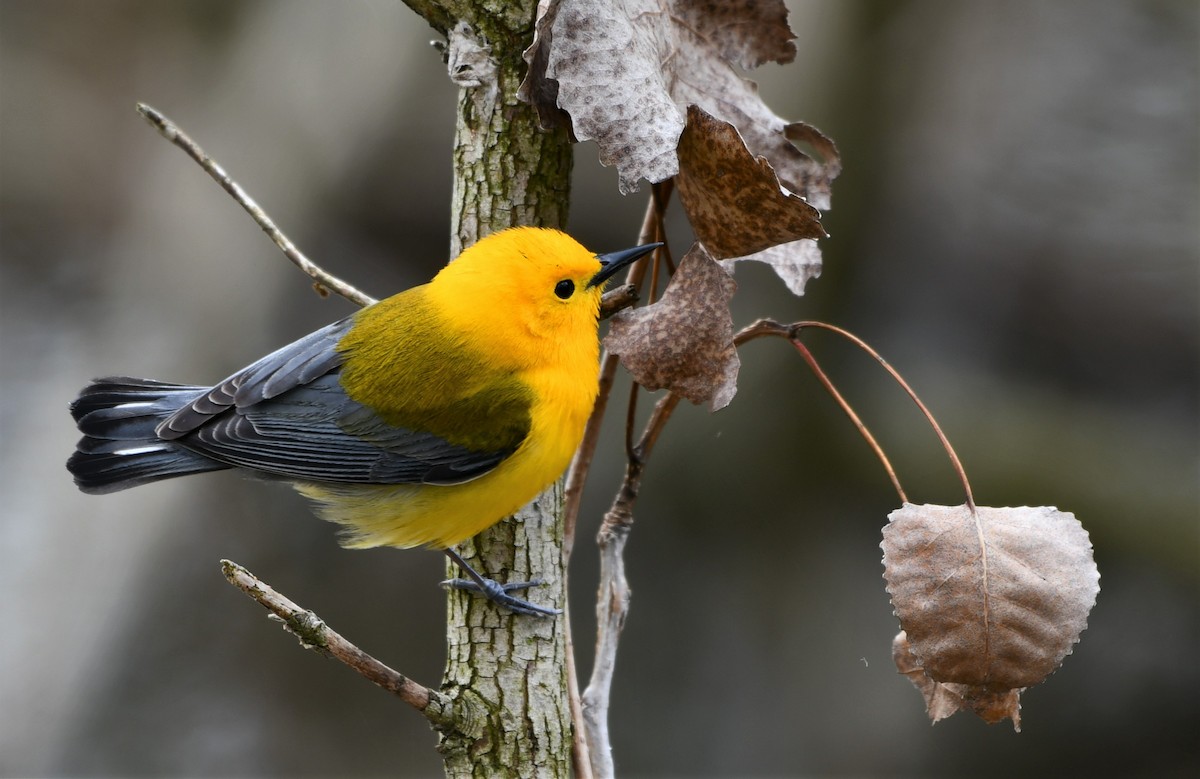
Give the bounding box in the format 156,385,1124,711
298,361,597,549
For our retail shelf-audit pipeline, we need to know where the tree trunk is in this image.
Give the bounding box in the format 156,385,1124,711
408,2,575,776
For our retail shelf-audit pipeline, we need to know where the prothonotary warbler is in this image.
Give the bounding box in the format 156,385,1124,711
68,227,659,615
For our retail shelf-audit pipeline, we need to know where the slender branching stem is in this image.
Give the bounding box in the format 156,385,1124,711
135,103,377,308
220,560,452,724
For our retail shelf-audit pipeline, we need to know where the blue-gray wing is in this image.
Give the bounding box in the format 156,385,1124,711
158,317,354,436
156,317,515,485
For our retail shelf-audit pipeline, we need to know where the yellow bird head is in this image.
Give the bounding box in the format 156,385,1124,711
428,227,654,371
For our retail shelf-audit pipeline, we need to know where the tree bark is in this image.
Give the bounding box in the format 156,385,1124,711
403,2,575,776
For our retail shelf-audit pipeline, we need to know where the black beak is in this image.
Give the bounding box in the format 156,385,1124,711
587,242,663,289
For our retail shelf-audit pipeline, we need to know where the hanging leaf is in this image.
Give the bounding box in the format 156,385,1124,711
881,504,1100,730
604,245,738,410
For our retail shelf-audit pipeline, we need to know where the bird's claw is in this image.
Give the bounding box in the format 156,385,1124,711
440,576,562,617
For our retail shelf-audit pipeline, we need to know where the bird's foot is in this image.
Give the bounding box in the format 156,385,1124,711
440,575,561,617
442,547,561,617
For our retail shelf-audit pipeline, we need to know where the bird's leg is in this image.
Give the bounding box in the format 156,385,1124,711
441,547,562,617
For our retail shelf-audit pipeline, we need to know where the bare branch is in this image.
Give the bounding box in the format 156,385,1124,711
581,391,681,779
599,284,639,319
219,559,454,726
564,181,676,772
566,185,671,777
581,501,633,779
135,103,377,308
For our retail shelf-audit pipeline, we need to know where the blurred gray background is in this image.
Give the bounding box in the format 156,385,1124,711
1,0,1196,776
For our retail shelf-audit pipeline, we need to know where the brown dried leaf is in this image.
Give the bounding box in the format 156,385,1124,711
521,0,840,202
676,105,825,260
676,94,839,212
893,631,1023,731
604,245,738,410
882,504,1100,729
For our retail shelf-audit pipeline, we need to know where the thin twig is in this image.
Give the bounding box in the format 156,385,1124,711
562,185,670,551
623,379,641,462
581,500,633,779
794,321,976,510
649,182,676,276
598,284,639,319
582,387,681,779
732,317,793,346
220,560,454,725
631,391,683,463
135,103,377,308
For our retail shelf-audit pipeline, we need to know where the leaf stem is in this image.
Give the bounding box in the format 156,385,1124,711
788,337,908,504
794,321,976,511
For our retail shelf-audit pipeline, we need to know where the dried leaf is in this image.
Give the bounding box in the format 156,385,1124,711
893,631,1023,731
882,504,1100,729
525,0,685,191
521,0,840,202
604,245,738,410
676,105,826,260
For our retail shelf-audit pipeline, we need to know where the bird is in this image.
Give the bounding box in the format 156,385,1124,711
67,227,659,615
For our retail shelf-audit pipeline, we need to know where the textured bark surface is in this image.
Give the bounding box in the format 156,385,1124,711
444,3,572,258
405,1,575,776
441,485,572,777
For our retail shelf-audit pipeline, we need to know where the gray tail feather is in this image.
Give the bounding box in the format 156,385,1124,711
68,377,230,494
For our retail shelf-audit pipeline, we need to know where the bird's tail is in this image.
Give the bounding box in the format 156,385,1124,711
67,377,230,494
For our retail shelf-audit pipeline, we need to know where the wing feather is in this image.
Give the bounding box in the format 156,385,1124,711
156,314,527,485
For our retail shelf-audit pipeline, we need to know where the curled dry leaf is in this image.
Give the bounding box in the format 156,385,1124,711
893,631,1023,731
676,105,826,260
882,504,1100,730
520,0,840,202
604,245,738,410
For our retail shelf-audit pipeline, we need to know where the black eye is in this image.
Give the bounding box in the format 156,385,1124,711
554,279,575,299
